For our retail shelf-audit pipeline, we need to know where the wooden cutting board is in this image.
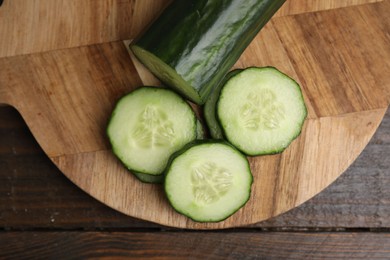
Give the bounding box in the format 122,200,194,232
0,0,389,229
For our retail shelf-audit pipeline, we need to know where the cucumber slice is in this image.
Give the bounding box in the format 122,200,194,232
107,87,197,175
204,69,243,139
164,141,253,222
217,67,307,155
196,119,205,140
132,119,205,184
132,171,164,184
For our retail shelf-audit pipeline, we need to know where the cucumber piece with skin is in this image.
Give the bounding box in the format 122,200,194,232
204,69,242,139
132,119,205,184
217,67,307,156
107,87,197,175
131,0,286,104
196,119,205,140
132,171,165,184
164,140,253,222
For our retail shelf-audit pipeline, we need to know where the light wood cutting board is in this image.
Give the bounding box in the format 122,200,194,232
0,0,389,229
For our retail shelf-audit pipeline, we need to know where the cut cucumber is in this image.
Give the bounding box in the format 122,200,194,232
132,171,164,184
196,119,205,140
164,141,253,222
132,119,205,184
217,67,307,155
131,0,286,104
107,87,197,175
204,69,242,139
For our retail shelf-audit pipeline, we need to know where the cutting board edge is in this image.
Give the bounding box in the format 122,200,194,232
48,107,388,229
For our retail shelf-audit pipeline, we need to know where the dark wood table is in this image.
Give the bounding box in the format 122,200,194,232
0,105,389,259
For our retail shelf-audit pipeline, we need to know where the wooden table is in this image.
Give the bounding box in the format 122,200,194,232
1,0,390,258
0,103,388,259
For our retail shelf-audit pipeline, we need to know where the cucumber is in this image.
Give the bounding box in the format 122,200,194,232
132,171,164,184
107,87,197,175
131,119,205,184
217,67,307,155
204,69,243,139
164,141,253,222
196,119,205,140
130,0,286,104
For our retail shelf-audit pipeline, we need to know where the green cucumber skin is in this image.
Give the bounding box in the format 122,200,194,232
217,67,308,156
132,171,164,184
131,0,286,104
164,140,253,223
196,119,206,140
204,69,243,139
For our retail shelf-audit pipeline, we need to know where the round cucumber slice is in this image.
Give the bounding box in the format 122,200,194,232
107,87,197,175
217,67,307,155
164,141,253,222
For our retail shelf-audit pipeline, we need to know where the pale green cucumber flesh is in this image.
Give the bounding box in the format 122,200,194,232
107,87,197,175
132,119,204,184
217,67,307,156
164,141,253,222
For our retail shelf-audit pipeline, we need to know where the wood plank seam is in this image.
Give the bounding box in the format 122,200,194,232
42,107,387,159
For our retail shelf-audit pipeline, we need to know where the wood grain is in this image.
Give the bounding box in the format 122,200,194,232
1,232,390,259
0,0,171,58
259,106,390,228
129,1,388,227
0,1,389,229
0,42,142,156
273,2,390,117
1,106,388,229
276,0,384,17
0,0,383,58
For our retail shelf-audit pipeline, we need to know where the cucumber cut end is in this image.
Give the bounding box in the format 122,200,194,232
131,45,203,104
